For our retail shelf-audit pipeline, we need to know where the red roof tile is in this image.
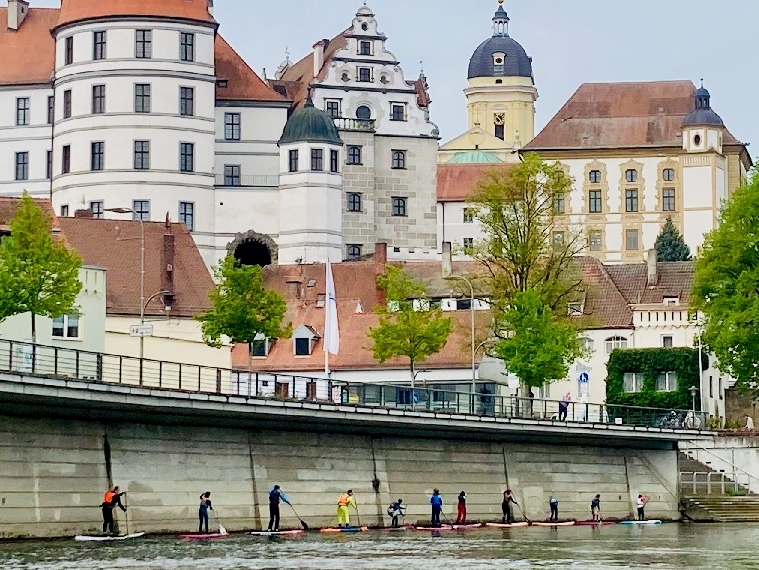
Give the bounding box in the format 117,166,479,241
605,261,695,305
55,0,214,30
214,35,288,103
0,7,58,86
437,163,509,202
0,196,57,230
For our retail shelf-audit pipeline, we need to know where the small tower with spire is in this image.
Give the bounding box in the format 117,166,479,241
493,0,510,36
682,80,725,155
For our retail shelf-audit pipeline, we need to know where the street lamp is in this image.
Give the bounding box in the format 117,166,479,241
444,274,476,397
689,385,698,413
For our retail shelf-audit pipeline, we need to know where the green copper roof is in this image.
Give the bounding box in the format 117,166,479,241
447,150,503,164
279,99,343,146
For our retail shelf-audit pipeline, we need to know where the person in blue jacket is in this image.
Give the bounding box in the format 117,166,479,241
430,489,444,527
267,485,291,532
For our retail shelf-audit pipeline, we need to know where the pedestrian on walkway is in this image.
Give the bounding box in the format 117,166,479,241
559,392,571,421
745,415,755,430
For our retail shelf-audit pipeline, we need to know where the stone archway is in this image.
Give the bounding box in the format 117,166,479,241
226,231,278,267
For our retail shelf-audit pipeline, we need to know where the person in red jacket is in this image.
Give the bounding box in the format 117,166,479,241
101,486,126,535
456,491,467,523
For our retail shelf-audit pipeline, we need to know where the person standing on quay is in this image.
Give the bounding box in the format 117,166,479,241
101,486,126,535
267,485,290,532
559,392,571,422
456,491,467,523
591,494,601,522
337,490,356,528
502,489,518,523
430,489,444,527
637,494,648,521
549,496,559,522
198,492,213,534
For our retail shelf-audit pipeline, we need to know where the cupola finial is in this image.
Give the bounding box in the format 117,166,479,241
493,0,509,36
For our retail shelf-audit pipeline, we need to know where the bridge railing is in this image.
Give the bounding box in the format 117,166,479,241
680,471,752,496
0,339,708,430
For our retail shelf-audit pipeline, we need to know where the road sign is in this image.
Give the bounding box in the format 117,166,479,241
130,324,154,338
579,372,589,384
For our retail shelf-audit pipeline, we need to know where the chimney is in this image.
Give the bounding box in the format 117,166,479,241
74,208,94,219
312,40,327,79
374,242,387,265
7,0,29,31
442,241,452,278
207,0,214,16
647,249,658,287
162,226,176,308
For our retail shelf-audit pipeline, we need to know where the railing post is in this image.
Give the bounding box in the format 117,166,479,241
198,365,202,392
159,361,163,388
178,363,182,390
118,356,122,384
8,340,13,371
216,369,222,394
54,347,58,377
75,349,80,379
96,354,102,381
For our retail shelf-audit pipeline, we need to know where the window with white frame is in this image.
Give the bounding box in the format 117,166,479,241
606,336,628,353
390,103,406,121
463,208,475,223
325,99,341,118
656,371,677,392
179,201,194,231
52,313,80,338
581,337,595,352
623,372,644,393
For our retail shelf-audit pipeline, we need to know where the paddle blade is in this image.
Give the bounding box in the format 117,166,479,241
219,523,228,536
300,519,309,531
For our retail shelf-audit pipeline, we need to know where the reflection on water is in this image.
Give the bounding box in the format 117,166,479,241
0,524,756,570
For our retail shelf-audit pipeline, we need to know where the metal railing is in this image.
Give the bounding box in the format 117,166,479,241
213,174,279,188
679,444,759,494
0,339,709,431
680,471,753,496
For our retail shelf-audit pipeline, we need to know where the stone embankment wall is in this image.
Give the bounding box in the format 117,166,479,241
0,416,680,538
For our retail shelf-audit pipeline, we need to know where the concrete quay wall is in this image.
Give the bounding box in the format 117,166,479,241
0,416,680,538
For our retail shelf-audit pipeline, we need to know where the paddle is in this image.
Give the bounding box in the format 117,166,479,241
354,501,361,527
124,493,130,536
516,502,531,524
287,503,309,530
214,510,228,535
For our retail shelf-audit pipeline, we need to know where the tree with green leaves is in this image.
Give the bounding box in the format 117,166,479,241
368,265,452,387
0,192,82,343
654,217,691,261
197,256,289,348
693,175,759,397
493,289,584,389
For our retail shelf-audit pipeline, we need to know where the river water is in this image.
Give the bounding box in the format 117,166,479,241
0,524,756,570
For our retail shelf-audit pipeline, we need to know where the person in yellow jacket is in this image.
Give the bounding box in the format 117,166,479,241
337,489,357,527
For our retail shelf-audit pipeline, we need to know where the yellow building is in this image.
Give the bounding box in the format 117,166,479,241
438,0,537,164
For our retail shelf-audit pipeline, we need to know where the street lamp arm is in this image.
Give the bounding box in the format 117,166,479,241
142,290,171,315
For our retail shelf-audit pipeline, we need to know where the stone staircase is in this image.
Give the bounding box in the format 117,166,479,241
683,496,759,522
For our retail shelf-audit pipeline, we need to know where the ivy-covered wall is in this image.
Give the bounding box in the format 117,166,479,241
606,347,704,410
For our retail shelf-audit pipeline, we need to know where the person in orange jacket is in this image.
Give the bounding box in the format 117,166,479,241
101,486,126,534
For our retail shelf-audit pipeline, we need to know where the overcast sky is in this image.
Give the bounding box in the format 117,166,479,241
29,0,758,157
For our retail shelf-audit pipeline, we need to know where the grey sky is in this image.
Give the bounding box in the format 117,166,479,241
29,0,758,156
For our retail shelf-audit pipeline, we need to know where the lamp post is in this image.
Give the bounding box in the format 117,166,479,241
689,385,698,413
445,275,476,397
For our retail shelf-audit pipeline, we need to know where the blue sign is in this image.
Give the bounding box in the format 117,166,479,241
579,372,589,384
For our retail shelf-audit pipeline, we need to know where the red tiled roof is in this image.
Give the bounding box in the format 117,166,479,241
58,218,213,318
55,0,214,30
526,80,740,151
605,261,695,305
215,35,288,103
437,163,507,202
577,257,634,329
0,7,58,86
0,196,57,229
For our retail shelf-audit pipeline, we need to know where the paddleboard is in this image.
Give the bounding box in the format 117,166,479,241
575,520,618,526
531,521,575,527
177,532,230,540
485,522,529,528
75,532,146,542
452,523,483,530
380,526,408,532
319,526,368,533
619,520,662,525
248,530,305,536
414,524,455,531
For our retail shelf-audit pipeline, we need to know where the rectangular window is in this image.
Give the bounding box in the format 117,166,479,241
133,140,150,170
623,372,644,393
588,189,602,213
52,313,79,338
224,164,241,186
134,84,151,113
662,188,676,212
224,113,241,140
391,150,406,169
661,335,674,348
625,229,639,251
347,193,362,212
180,32,195,62
392,197,407,217
60,205,69,217
46,150,53,179
330,149,339,173
463,208,475,223
359,40,372,56
16,97,30,126
47,96,54,124
553,194,565,215
358,67,372,82
15,152,29,181
250,338,268,358
709,376,714,399
589,230,602,251
295,337,311,356
62,145,71,174
64,36,73,65
93,31,106,60
132,200,150,221
463,237,474,254
494,123,505,140
63,90,72,119
135,29,152,59
346,244,362,260
625,189,639,212
656,372,677,392
90,141,104,171
179,201,194,231
288,149,298,172
180,87,194,116
92,84,105,114
311,148,323,171
390,103,406,121
325,100,341,118
90,200,104,219
347,145,362,165
179,142,194,172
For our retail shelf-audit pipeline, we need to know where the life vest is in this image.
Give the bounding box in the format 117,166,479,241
338,493,351,506
103,491,116,504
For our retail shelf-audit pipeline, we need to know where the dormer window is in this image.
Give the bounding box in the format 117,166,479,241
567,302,583,316
293,325,320,356
250,333,271,358
663,296,679,306
492,52,505,76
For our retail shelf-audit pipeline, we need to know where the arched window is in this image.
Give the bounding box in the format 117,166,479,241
589,170,601,183
605,336,628,354
346,244,362,260
581,337,595,352
662,168,675,182
356,105,371,120
625,169,637,183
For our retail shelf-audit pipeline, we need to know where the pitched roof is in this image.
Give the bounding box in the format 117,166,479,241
0,7,58,86
576,257,634,329
57,217,213,318
0,196,57,230
437,163,504,202
214,35,288,103
605,261,695,305
526,80,741,151
55,0,214,30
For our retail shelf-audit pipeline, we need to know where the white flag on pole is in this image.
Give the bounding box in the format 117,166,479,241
324,262,340,355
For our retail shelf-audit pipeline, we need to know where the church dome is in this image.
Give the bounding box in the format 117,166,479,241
468,1,533,80
682,83,724,128
279,99,343,146
448,150,503,164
